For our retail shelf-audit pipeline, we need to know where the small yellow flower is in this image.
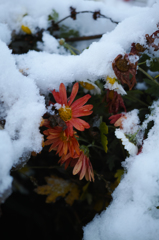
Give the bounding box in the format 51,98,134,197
105,76,126,95
79,80,101,95
80,81,95,90
106,76,116,85
21,25,32,34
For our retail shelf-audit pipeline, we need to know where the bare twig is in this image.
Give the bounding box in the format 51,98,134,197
56,10,119,25
65,34,103,42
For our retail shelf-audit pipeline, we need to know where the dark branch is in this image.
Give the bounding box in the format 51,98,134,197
55,10,119,25
64,34,103,42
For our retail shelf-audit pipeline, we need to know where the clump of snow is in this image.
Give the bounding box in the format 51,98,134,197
15,1,159,94
37,31,68,55
135,82,148,90
83,100,159,240
0,23,11,44
115,128,138,156
0,40,45,201
128,54,139,64
122,109,140,134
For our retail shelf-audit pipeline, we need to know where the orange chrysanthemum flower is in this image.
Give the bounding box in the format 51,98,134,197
52,82,93,136
109,113,127,128
43,126,80,157
59,149,94,182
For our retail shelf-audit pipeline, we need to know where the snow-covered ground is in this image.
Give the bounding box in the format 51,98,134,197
0,0,159,239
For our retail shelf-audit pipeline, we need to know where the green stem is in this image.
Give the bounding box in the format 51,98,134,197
87,144,104,151
138,61,146,66
78,137,89,143
107,125,116,130
64,43,76,55
138,66,159,85
123,95,149,107
66,43,81,53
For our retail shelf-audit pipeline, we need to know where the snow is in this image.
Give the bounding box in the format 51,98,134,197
83,100,159,240
0,38,45,201
115,129,138,156
0,0,159,238
15,1,159,95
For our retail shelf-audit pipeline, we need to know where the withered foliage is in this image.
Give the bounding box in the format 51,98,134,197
130,43,146,55
70,7,77,20
105,90,126,114
146,29,159,51
112,53,138,90
93,11,100,20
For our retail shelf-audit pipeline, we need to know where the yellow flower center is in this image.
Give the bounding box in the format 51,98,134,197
80,81,95,90
108,90,114,100
58,106,72,121
60,131,68,141
107,76,116,85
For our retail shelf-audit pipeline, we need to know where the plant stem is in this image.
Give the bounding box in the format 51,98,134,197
123,95,149,107
87,144,104,151
65,34,103,42
138,66,159,85
138,61,146,66
64,43,76,55
56,11,119,25
66,43,81,53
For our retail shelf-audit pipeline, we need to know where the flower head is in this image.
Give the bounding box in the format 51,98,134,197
43,126,80,157
146,29,159,51
52,82,93,136
105,76,127,95
109,113,127,128
105,89,126,114
112,54,138,90
115,129,138,156
130,43,146,55
80,80,101,95
59,147,94,182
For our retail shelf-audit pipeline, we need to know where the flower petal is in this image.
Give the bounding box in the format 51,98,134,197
70,118,85,131
65,122,74,136
44,139,54,146
72,139,80,155
73,157,82,175
59,83,67,105
79,156,86,180
71,94,91,110
70,118,90,131
63,141,68,155
72,108,93,117
52,90,62,104
68,82,79,106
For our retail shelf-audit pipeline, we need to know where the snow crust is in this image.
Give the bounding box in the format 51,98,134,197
15,2,159,94
83,100,159,240
0,39,45,201
0,1,159,239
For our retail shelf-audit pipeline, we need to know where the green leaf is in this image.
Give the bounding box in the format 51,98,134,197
144,78,159,97
100,122,108,153
114,169,124,184
48,9,59,22
59,25,79,39
149,58,159,72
